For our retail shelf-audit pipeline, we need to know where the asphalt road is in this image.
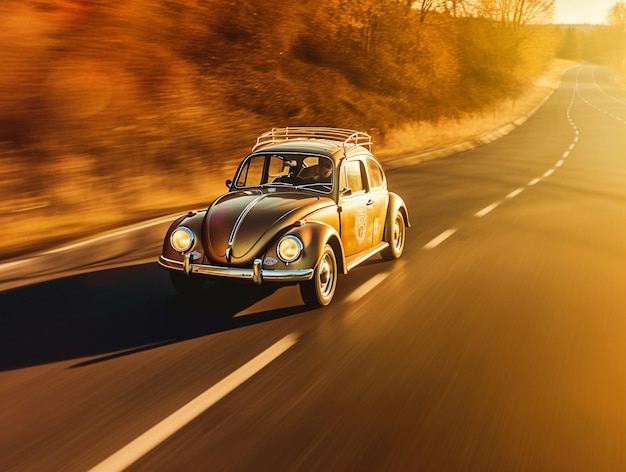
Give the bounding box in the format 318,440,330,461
2,64,626,471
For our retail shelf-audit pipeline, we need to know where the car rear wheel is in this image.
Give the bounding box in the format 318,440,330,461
170,271,205,294
382,210,405,260
300,244,337,307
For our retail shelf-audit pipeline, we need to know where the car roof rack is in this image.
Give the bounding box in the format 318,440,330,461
253,127,372,153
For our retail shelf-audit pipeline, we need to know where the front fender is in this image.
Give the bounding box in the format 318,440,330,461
161,210,208,262
263,222,347,275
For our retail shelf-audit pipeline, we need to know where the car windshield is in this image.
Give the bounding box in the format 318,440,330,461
234,153,334,194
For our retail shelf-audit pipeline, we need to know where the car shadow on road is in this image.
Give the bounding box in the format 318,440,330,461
0,263,311,371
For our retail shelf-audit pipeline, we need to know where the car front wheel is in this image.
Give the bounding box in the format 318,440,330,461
382,210,406,260
300,244,337,307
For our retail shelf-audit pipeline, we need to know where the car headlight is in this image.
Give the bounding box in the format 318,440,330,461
170,226,195,253
277,235,303,263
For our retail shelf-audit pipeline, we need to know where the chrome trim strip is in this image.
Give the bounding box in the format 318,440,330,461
159,256,314,283
228,194,268,246
345,242,389,272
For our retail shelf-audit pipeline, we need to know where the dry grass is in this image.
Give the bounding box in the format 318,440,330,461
377,59,576,158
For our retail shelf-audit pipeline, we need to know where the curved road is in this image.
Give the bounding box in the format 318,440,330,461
1,64,626,471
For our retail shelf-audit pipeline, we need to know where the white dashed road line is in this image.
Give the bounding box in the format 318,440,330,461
87,333,299,472
475,202,501,218
420,67,588,251
345,271,391,304
423,229,457,250
507,188,524,199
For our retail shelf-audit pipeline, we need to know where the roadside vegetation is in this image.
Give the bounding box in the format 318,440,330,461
558,3,626,74
0,0,621,259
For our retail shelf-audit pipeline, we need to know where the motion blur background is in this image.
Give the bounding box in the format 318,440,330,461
1,0,624,259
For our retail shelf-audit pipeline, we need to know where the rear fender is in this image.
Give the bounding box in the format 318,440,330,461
384,192,410,241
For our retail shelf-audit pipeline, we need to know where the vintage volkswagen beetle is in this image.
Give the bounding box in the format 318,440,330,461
158,127,410,307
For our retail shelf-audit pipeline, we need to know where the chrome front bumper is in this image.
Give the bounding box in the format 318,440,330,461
158,255,314,285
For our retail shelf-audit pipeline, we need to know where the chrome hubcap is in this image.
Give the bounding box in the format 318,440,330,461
318,253,334,297
393,218,403,250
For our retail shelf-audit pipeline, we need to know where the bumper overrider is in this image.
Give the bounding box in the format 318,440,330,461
158,254,314,285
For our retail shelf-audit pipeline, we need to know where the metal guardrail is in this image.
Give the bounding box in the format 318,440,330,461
253,127,372,153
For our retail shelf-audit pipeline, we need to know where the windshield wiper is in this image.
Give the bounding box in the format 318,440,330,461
294,182,332,193
262,181,294,187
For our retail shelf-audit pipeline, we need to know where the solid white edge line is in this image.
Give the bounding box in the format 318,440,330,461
42,215,183,255
87,333,299,472
423,229,457,250
0,213,190,271
475,201,500,218
345,272,390,304
0,258,31,270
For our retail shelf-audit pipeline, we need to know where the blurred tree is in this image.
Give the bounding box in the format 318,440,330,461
476,0,555,50
442,0,471,17
325,0,385,56
556,26,583,60
607,1,626,26
606,2,626,70
415,0,440,22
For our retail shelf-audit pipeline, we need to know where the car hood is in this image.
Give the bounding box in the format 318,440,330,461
204,190,334,265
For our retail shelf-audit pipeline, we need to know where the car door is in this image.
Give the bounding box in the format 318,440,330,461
365,157,388,244
338,159,373,256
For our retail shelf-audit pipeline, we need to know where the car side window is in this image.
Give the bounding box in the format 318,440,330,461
268,155,287,180
340,161,365,195
366,159,385,189
236,155,265,187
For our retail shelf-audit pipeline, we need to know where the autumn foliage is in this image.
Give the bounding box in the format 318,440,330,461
0,0,559,257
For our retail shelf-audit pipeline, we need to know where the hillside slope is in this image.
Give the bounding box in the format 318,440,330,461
0,0,565,259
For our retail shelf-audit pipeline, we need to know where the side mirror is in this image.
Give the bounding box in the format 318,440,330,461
225,179,233,188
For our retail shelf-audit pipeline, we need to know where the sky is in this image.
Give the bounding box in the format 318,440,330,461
553,0,616,24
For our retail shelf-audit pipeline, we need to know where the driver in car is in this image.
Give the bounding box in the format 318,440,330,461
299,158,333,182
